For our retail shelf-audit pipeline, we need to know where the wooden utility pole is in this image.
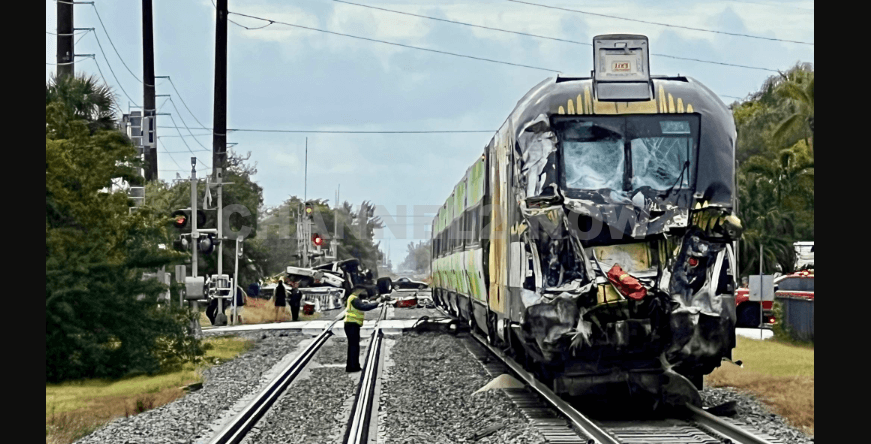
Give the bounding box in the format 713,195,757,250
57,0,74,77
143,0,158,181
212,0,228,176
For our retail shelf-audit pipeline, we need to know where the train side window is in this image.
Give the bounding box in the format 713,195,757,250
468,206,480,247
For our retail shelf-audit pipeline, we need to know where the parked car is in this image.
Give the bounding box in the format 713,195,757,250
735,270,814,327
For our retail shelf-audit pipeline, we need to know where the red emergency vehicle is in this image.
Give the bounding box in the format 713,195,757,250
735,270,814,327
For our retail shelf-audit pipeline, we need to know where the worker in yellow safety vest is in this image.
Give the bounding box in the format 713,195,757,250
344,287,383,372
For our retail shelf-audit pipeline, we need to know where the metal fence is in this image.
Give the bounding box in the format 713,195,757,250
775,295,814,341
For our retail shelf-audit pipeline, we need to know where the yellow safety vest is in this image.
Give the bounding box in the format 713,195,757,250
345,295,365,325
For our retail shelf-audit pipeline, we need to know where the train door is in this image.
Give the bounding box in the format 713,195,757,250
488,127,511,316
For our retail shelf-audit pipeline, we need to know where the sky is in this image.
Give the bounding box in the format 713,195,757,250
46,0,814,269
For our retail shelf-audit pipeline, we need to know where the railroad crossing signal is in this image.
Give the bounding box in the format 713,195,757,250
170,209,209,230
312,233,323,247
199,234,216,255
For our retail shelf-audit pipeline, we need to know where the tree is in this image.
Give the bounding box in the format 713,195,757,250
733,63,815,276
772,66,814,158
732,62,814,163
46,73,118,135
46,78,202,382
400,240,432,275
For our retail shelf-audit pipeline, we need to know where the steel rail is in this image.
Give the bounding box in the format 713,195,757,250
344,303,389,444
205,311,346,444
686,403,777,444
466,329,619,444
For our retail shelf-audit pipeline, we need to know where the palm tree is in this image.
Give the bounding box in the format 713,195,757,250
772,66,814,157
46,73,118,134
739,145,814,274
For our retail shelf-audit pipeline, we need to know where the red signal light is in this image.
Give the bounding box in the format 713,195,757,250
312,233,323,246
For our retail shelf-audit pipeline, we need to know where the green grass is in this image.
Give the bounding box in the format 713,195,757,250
707,335,814,435
731,335,814,377
46,336,253,444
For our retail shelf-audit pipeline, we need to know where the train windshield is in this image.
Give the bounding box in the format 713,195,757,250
554,115,700,195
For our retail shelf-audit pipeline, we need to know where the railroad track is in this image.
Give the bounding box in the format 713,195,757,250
204,305,389,444
344,303,388,444
438,307,780,444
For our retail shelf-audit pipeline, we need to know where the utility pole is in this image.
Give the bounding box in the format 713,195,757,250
190,157,201,336
303,137,309,267
143,0,158,181
232,236,242,325
57,0,74,77
759,244,763,340
212,0,228,176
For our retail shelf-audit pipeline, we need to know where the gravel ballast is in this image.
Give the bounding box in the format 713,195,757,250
239,336,367,444
379,332,545,444
701,386,814,443
74,330,305,444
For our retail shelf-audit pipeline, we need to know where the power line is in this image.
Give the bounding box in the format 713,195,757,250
726,0,814,12
158,138,183,171
506,0,814,46
158,126,496,134
328,0,779,73
46,54,93,66
166,77,210,130
159,133,212,138
89,2,153,86
90,56,124,112
167,97,212,151
46,30,90,36
74,29,91,45
226,10,560,73
161,149,210,153
160,168,210,172
164,113,211,167
89,31,140,107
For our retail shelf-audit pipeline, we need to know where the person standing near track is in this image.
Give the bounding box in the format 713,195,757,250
273,279,287,322
288,280,303,321
344,287,382,372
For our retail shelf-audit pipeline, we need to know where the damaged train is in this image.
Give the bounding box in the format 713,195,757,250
431,35,743,409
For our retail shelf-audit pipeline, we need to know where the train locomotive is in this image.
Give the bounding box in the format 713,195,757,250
431,35,742,409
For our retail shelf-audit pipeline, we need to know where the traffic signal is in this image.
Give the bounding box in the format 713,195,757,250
304,202,314,218
311,233,323,247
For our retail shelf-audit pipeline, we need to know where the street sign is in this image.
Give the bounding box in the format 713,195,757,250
749,274,774,301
